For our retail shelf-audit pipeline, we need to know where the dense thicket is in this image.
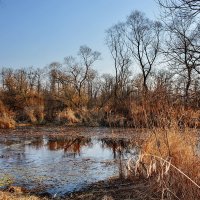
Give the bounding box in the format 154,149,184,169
0,5,199,128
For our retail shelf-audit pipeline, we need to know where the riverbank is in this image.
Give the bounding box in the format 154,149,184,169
0,126,199,199
0,127,145,199
0,125,148,142
0,177,149,200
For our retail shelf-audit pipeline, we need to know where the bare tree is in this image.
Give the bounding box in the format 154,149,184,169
35,68,44,94
164,13,200,105
125,10,162,93
99,73,115,109
64,45,101,108
26,67,44,94
85,68,99,107
49,62,62,94
106,23,132,100
158,0,200,17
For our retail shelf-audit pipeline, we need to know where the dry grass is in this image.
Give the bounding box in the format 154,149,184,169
128,96,200,129
56,108,80,124
57,107,100,126
128,127,200,199
0,100,15,129
66,108,80,123
24,105,45,124
0,191,45,200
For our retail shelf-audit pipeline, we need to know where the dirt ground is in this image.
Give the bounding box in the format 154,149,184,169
0,177,149,200
63,178,137,200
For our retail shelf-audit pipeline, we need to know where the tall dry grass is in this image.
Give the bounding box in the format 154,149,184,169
128,126,200,199
23,93,45,123
0,100,15,128
104,92,200,128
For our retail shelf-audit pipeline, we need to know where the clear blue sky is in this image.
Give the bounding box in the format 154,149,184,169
0,0,159,74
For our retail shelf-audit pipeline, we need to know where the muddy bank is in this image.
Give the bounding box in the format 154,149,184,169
0,177,150,200
0,126,148,140
63,177,140,200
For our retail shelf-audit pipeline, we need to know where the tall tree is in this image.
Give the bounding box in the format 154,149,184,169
164,12,200,105
125,10,162,93
106,23,132,100
64,45,101,108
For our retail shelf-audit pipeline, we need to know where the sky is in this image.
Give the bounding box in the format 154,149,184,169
0,0,159,74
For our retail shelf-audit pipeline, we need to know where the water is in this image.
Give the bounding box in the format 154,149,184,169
0,128,139,196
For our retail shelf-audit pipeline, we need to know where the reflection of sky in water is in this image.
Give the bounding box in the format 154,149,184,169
81,140,113,160
0,134,136,196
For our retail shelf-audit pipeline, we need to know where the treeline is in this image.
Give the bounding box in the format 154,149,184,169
0,0,200,128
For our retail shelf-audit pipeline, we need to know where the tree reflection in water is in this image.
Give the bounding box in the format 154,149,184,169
100,138,134,178
0,133,139,195
30,136,44,149
47,136,92,157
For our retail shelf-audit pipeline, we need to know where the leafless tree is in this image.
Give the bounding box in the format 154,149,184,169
85,68,99,107
125,10,162,93
49,62,62,94
64,45,101,108
164,13,200,105
158,0,200,17
99,73,115,109
26,67,44,94
106,23,132,99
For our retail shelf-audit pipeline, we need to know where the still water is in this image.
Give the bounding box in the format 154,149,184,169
0,128,139,196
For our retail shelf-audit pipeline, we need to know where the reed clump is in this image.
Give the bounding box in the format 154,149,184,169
128,127,200,199
0,100,15,129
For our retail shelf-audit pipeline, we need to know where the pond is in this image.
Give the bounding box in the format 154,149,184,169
0,127,140,197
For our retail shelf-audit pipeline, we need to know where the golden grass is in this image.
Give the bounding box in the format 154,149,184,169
0,191,44,200
128,127,200,199
57,108,79,124
128,97,200,129
0,100,15,129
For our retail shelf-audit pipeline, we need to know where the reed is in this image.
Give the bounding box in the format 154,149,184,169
128,126,200,199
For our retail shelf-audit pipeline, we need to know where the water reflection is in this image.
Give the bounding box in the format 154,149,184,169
30,136,44,149
47,136,92,157
0,133,137,196
100,138,135,178
100,138,132,159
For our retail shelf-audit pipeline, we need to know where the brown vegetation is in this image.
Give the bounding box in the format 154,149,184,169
0,40,199,129
0,100,15,128
128,127,200,199
0,191,46,200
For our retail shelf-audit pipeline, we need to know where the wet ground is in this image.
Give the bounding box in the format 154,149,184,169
0,127,144,197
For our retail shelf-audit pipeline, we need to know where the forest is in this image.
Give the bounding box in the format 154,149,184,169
0,1,200,129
